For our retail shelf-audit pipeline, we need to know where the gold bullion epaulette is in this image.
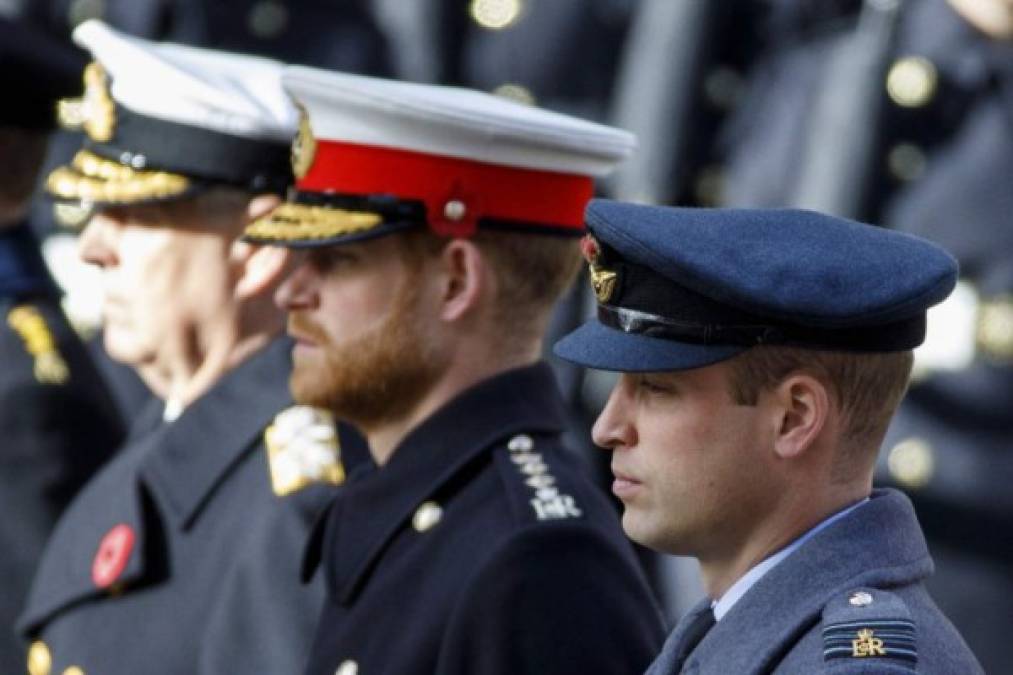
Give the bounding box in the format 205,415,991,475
264,406,344,497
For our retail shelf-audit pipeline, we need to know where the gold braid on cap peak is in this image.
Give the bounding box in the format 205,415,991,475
46,150,190,204
245,203,383,242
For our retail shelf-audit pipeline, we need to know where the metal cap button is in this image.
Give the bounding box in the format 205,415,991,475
849,591,874,607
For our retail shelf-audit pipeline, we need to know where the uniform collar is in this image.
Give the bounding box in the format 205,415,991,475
139,336,293,529
685,489,932,674
317,362,569,604
711,498,870,621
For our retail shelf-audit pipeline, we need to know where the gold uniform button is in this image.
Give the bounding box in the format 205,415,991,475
412,501,443,532
887,437,935,489
336,659,358,675
470,0,525,30
248,1,289,38
886,56,938,108
492,83,536,106
887,143,926,182
27,641,51,675
976,295,1013,362
63,668,86,675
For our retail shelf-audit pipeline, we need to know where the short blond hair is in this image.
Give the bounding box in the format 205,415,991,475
727,346,913,476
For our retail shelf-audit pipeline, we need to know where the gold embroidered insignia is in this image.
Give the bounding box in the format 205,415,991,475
580,234,617,303
7,305,69,385
58,62,117,143
244,203,382,242
291,106,317,180
264,406,344,496
852,629,887,658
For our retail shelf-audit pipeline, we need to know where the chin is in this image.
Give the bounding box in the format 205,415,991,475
103,330,151,367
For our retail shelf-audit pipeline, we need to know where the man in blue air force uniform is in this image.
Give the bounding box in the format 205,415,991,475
242,67,666,675
554,201,983,674
17,22,362,675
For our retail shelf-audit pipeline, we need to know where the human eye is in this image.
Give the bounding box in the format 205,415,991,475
636,374,678,395
307,248,357,273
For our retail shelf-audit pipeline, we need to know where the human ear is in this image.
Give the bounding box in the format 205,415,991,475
772,373,830,460
436,238,486,322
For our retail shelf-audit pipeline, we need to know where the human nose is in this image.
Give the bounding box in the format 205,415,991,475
591,376,638,451
77,213,118,268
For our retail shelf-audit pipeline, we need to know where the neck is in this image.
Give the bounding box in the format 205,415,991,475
698,481,870,599
364,338,542,466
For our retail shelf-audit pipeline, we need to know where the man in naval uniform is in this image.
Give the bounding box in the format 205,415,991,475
0,18,126,675
17,21,358,675
242,67,666,675
554,201,983,674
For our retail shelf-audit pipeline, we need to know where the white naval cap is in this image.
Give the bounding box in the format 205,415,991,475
245,65,637,245
47,20,297,207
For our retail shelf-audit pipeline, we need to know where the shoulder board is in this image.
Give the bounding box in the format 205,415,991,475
822,587,917,671
494,433,584,524
264,405,345,497
6,303,69,385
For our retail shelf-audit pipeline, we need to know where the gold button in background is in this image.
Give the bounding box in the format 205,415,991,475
886,56,938,108
887,438,935,488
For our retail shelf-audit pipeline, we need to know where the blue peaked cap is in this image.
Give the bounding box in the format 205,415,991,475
554,200,959,372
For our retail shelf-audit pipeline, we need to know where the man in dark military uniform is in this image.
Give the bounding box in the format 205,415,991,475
243,66,665,675
0,18,125,675
17,22,359,675
554,201,983,673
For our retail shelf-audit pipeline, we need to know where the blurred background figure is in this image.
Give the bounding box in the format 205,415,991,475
0,17,125,675
609,0,1013,670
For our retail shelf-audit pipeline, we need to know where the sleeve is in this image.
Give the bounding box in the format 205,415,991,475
435,522,667,675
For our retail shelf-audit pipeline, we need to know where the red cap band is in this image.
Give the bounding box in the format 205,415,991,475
299,140,594,237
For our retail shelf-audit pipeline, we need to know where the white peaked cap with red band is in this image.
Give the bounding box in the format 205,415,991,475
244,65,638,245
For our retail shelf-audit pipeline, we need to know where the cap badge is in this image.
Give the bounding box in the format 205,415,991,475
291,106,317,180
264,406,345,497
580,235,617,303
92,523,135,589
58,62,116,143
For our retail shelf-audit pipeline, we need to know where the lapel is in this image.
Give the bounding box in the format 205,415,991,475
319,363,569,605
17,427,166,634
139,337,292,530
17,338,294,636
645,599,714,675
685,489,933,675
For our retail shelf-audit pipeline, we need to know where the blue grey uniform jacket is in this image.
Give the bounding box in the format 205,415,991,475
303,362,666,675
646,489,982,674
17,337,352,675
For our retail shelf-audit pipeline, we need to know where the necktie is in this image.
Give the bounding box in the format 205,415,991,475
673,605,716,668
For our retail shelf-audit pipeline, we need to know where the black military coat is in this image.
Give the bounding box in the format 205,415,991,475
303,363,665,675
1,223,124,675
17,338,352,675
